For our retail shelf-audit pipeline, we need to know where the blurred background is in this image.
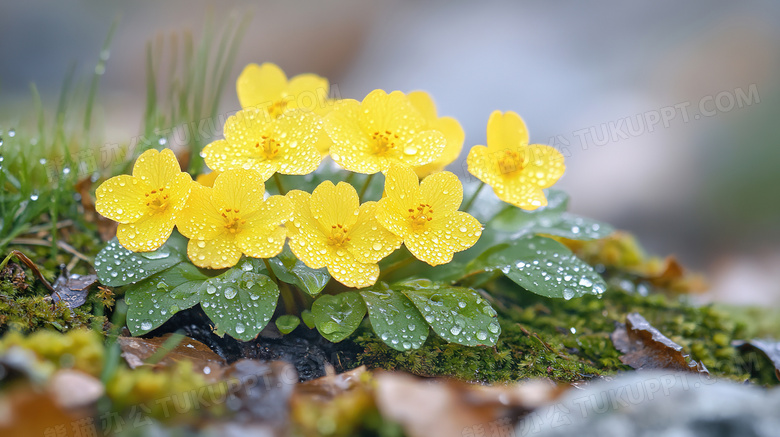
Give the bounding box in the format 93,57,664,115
1,0,779,304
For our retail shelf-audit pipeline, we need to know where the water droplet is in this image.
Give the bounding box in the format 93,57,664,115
579,278,593,287
29,191,39,201
450,325,462,336
476,331,488,341
563,288,575,300
224,287,237,300
206,285,217,294
372,242,383,251
140,320,153,330
235,323,245,334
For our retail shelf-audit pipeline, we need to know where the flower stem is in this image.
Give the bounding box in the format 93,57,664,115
379,255,415,281
344,171,355,186
263,258,297,315
273,173,287,195
462,181,485,213
358,173,375,200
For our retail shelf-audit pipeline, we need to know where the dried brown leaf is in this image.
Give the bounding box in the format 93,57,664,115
117,334,226,381
611,312,709,374
51,270,97,309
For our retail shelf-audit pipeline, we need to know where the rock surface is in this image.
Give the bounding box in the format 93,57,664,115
520,372,780,437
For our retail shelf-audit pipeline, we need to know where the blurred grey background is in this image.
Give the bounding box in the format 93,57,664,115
1,0,779,304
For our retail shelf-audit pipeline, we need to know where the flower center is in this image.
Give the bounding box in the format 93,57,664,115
221,208,246,234
408,203,434,229
497,149,526,176
371,130,400,156
144,187,170,212
326,224,352,247
255,135,281,160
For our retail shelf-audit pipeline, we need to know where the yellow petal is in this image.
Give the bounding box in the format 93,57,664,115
383,163,419,211
237,226,287,259
325,99,379,173
415,116,465,177
237,63,287,109
286,73,329,111
522,144,566,189
325,251,380,289
177,184,224,241
132,149,184,189
237,195,293,259
212,169,266,215
359,90,425,139
269,111,323,175
405,211,482,266
286,190,329,269
493,182,548,210
310,181,360,230
486,110,529,153
418,171,463,216
167,172,194,217
466,145,504,188
187,233,242,269
376,164,418,239
116,210,176,252
95,175,151,224
407,90,437,120
396,130,446,170
348,202,402,264
196,171,219,187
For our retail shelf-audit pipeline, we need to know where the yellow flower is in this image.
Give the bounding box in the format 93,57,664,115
195,171,219,187
286,181,401,288
201,108,323,180
177,169,293,269
324,89,446,174
377,164,482,266
467,111,565,210
407,91,465,178
237,62,333,155
96,149,192,252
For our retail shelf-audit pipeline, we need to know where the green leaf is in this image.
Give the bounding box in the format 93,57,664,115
275,315,301,334
95,233,187,286
200,268,279,341
489,190,612,241
360,285,428,351
477,235,607,300
268,246,330,296
301,309,316,329
125,262,208,335
529,213,614,240
311,292,367,342
397,280,500,347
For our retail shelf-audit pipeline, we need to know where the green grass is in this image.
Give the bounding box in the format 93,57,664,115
0,13,249,260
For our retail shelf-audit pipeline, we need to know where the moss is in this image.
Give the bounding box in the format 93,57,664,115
0,260,106,334
354,277,778,386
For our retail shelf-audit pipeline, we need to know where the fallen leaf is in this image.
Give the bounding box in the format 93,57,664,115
611,312,709,374
0,383,82,437
291,366,376,437
117,333,226,381
51,269,97,309
733,339,780,381
373,372,563,437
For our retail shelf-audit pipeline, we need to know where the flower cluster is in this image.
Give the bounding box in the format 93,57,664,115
95,62,565,288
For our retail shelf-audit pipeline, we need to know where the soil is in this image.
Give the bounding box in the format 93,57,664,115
147,305,362,381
